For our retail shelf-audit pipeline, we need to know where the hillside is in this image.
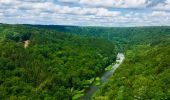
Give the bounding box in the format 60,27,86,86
93,37,170,99
31,25,170,99
0,24,170,100
0,24,116,99
29,25,170,51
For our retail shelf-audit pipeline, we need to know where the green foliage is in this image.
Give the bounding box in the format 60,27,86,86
0,24,116,99
93,77,101,86
30,25,170,52
105,65,113,71
94,37,170,99
72,89,85,100
1,24,170,99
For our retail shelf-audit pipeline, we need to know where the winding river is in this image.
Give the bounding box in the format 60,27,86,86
80,53,125,100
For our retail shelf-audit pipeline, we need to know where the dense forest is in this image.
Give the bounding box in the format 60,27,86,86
0,24,116,99
30,25,170,99
30,25,170,52
93,37,170,99
0,24,170,99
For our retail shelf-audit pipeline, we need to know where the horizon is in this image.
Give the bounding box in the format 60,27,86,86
1,23,170,28
0,0,170,26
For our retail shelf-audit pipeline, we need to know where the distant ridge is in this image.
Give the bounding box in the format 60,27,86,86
24,24,79,32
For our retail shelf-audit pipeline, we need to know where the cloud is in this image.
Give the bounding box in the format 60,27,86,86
150,11,170,17
18,0,46,2
153,0,170,10
0,0,121,17
95,8,120,17
0,0,169,26
59,0,150,8
59,0,79,3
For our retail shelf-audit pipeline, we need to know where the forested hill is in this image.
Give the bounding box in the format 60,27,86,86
0,24,116,99
29,25,170,52
30,25,170,99
0,24,170,100
93,35,170,100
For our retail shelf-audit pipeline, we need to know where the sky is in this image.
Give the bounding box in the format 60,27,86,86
0,0,170,26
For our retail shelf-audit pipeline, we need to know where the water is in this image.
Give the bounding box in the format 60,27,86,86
80,53,125,100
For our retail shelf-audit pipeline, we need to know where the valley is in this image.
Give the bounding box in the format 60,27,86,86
0,24,170,100
81,53,125,100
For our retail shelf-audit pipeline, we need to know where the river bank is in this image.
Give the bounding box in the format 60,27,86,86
80,53,125,100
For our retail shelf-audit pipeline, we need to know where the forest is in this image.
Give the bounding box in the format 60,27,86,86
0,24,116,99
0,24,170,99
93,37,170,99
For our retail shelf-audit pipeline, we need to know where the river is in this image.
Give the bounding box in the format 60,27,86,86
80,53,125,100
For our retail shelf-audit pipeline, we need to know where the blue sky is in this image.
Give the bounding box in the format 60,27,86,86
0,0,170,26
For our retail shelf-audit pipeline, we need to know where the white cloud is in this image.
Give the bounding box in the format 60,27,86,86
120,0,149,8
1,0,120,17
0,13,3,17
0,0,170,26
153,0,170,10
166,0,170,4
0,0,16,4
150,11,170,17
59,0,78,3
95,8,120,17
59,0,150,8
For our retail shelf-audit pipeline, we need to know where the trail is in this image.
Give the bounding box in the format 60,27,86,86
80,53,125,100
